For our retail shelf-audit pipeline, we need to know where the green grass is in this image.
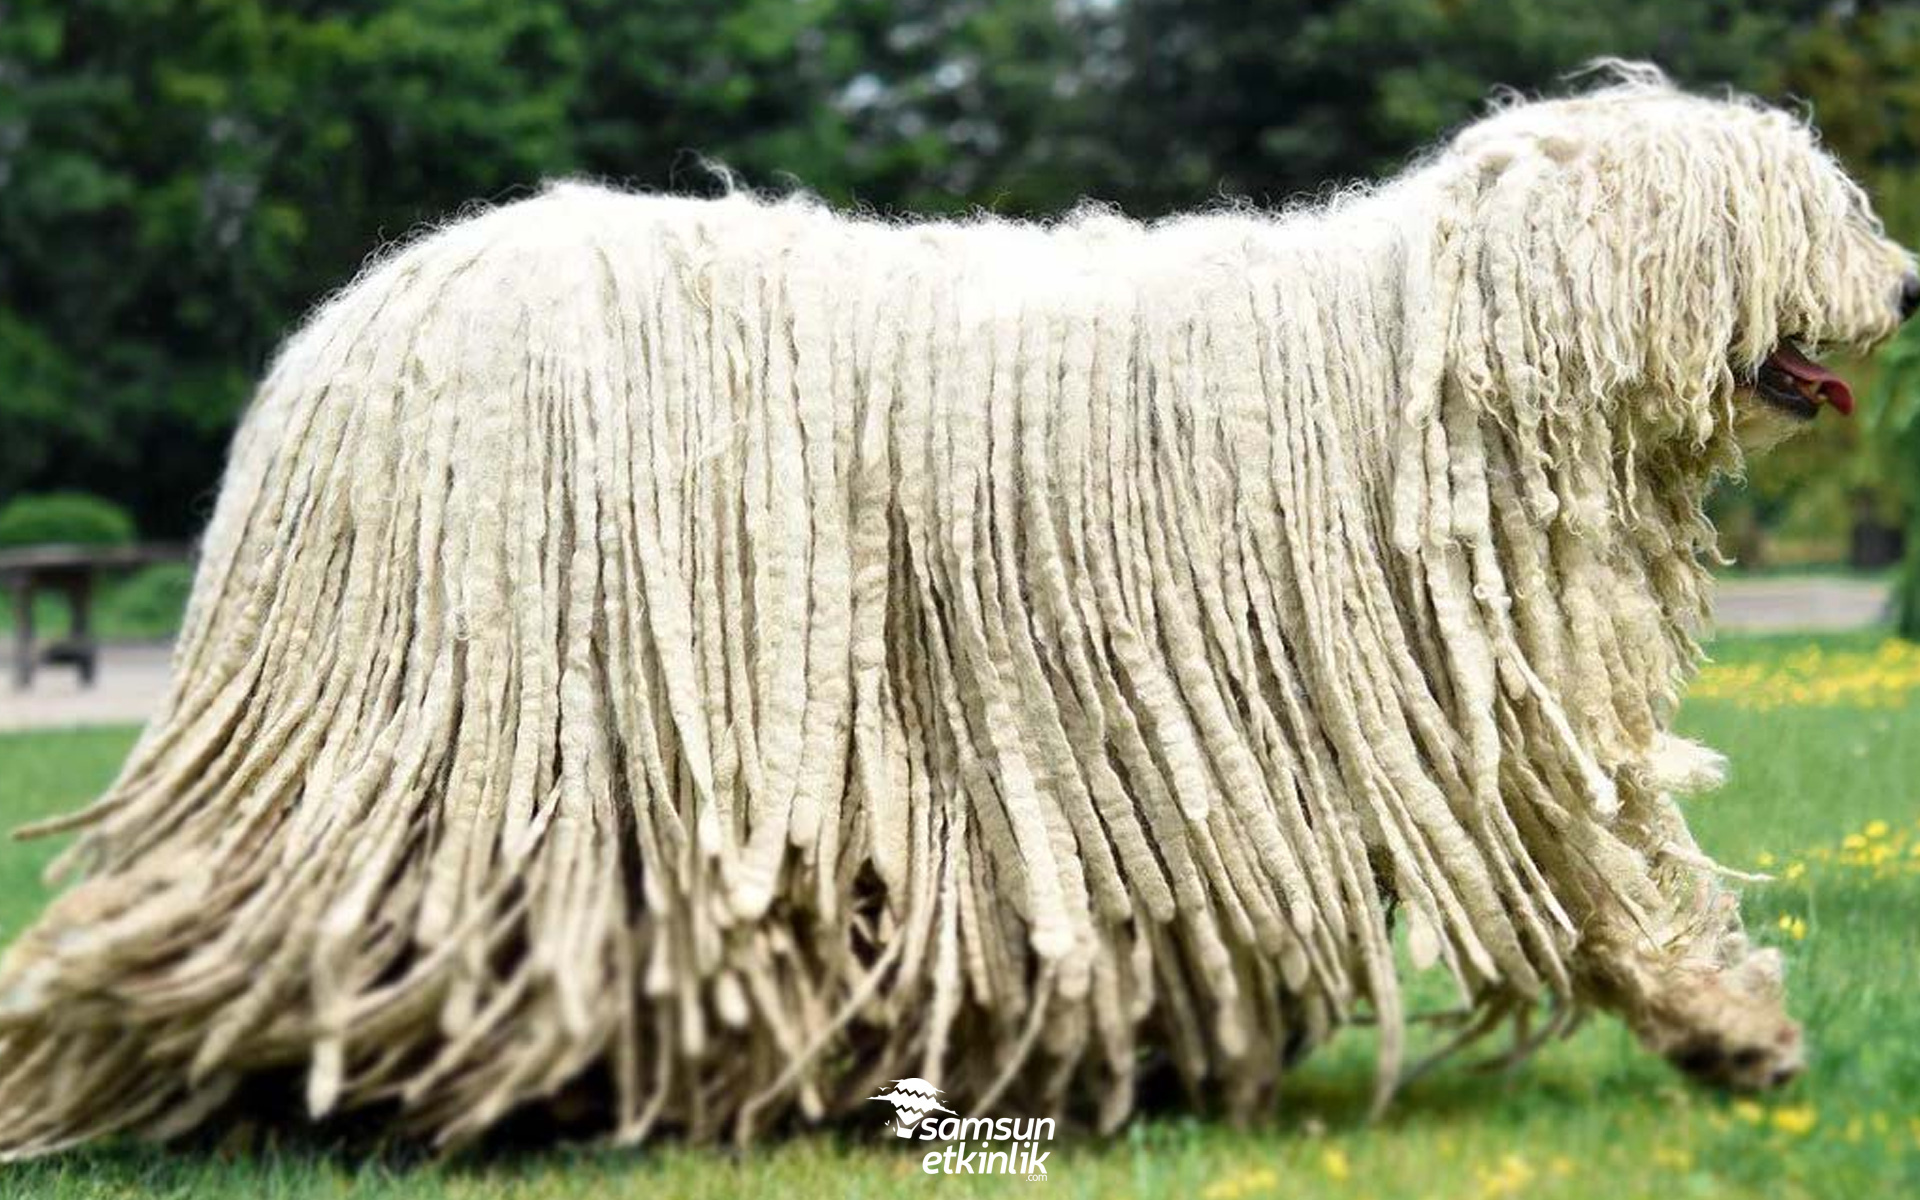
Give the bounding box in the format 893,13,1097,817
0,635,1916,1198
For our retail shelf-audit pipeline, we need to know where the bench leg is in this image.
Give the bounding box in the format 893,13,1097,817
66,576,96,687
11,579,31,690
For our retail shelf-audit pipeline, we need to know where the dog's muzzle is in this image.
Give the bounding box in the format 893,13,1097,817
1751,344,1854,421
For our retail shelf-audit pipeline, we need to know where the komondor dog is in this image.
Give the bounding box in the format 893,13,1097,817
1,66,1914,1156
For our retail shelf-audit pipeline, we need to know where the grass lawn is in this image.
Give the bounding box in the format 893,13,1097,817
0,635,1916,1198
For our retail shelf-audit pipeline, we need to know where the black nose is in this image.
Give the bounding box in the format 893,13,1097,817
1902,272,1920,322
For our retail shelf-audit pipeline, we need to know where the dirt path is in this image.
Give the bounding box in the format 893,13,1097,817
0,642,175,732
1712,575,1891,634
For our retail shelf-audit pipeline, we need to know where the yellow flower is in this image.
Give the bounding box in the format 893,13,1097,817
1733,1100,1765,1124
1322,1148,1351,1182
1771,1105,1817,1136
1776,914,1807,941
1203,1168,1278,1200
1755,851,1776,868
1688,639,1920,708
1653,1146,1693,1171
1476,1154,1534,1198
1785,861,1807,880
1865,820,1890,839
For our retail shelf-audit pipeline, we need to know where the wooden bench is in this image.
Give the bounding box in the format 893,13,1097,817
1,544,190,690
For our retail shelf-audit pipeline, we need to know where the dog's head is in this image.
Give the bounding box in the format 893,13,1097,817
1435,64,1916,453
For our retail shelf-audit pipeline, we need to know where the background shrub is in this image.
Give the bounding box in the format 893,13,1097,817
0,492,137,550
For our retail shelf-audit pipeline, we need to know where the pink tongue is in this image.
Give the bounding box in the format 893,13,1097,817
1768,346,1855,416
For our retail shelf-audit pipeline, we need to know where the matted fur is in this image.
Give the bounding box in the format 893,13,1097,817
0,67,1911,1154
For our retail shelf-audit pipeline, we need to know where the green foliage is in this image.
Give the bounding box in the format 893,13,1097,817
1792,6,1920,636
0,0,587,534
0,490,135,548
1072,0,1810,213
1870,326,1920,636
1774,7,1920,249
106,561,193,637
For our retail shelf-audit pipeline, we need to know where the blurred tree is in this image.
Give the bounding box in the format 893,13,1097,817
1065,0,1821,212
1775,5,1920,246
1874,334,1920,635
0,0,584,534
1776,5,1920,629
564,0,1090,214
